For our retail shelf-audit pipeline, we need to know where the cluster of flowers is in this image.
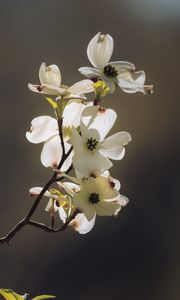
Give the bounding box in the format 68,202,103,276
27,32,153,234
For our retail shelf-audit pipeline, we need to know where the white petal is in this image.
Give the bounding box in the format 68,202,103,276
78,67,102,79
39,62,61,86
69,213,96,234
117,70,151,94
57,181,80,196
41,136,72,170
63,100,86,128
100,132,132,160
72,151,112,178
71,127,84,152
29,187,50,197
28,83,65,96
81,106,117,141
88,176,119,200
95,200,121,217
114,195,129,216
80,122,100,142
117,195,129,207
26,116,58,144
101,171,121,191
73,194,96,221
68,79,94,95
87,32,114,69
102,77,116,94
58,206,67,223
110,61,135,73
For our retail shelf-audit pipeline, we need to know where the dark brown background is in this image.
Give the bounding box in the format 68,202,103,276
0,0,180,299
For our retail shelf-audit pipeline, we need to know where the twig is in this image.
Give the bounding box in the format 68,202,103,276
0,116,74,245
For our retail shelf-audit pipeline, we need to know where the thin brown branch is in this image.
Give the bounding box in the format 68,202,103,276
58,117,66,159
0,110,74,245
28,210,78,233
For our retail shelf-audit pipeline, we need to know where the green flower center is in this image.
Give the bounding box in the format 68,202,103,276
104,64,118,78
89,193,100,204
86,138,98,151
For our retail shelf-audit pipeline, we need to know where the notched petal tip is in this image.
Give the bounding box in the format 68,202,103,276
144,85,154,95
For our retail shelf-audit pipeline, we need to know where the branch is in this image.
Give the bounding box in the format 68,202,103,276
0,117,74,245
28,210,78,233
0,174,56,245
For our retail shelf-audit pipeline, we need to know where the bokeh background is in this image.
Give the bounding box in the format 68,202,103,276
0,0,180,299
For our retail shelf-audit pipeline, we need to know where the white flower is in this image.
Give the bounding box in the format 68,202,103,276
79,32,153,94
72,106,131,177
72,176,122,221
26,115,72,169
57,181,95,234
28,62,94,98
30,183,95,234
29,186,72,223
26,100,91,168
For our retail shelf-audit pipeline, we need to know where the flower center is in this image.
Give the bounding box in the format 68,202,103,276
104,64,118,78
89,193,100,204
86,138,98,151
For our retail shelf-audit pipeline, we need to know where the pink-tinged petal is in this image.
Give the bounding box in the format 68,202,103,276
101,171,121,191
29,187,50,197
100,132,132,160
69,213,96,234
87,32,114,69
39,62,61,86
68,79,94,95
26,116,58,144
57,181,80,196
117,70,153,94
72,150,112,178
28,83,65,96
41,136,72,170
81,106,117,141
78,67,102,79
45,198,59,213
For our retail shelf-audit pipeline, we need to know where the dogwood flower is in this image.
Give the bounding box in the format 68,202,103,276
30,183,95,234
29,187,72,223
57,181,96,234
28,62,94,99
26,115,72,169
72,175,124,221
79,32,153,94
26,100,91,168
72,105,131,177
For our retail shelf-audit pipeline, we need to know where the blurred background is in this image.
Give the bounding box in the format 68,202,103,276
0,0,180,299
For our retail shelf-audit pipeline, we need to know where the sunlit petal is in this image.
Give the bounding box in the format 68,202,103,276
87,32,114,69
26,116,58,144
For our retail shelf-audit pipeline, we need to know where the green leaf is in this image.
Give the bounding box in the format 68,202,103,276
0,289,24,300
32,295,56,300
44,97,58,109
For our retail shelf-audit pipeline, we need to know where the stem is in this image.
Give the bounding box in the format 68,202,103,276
0,115,74,244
